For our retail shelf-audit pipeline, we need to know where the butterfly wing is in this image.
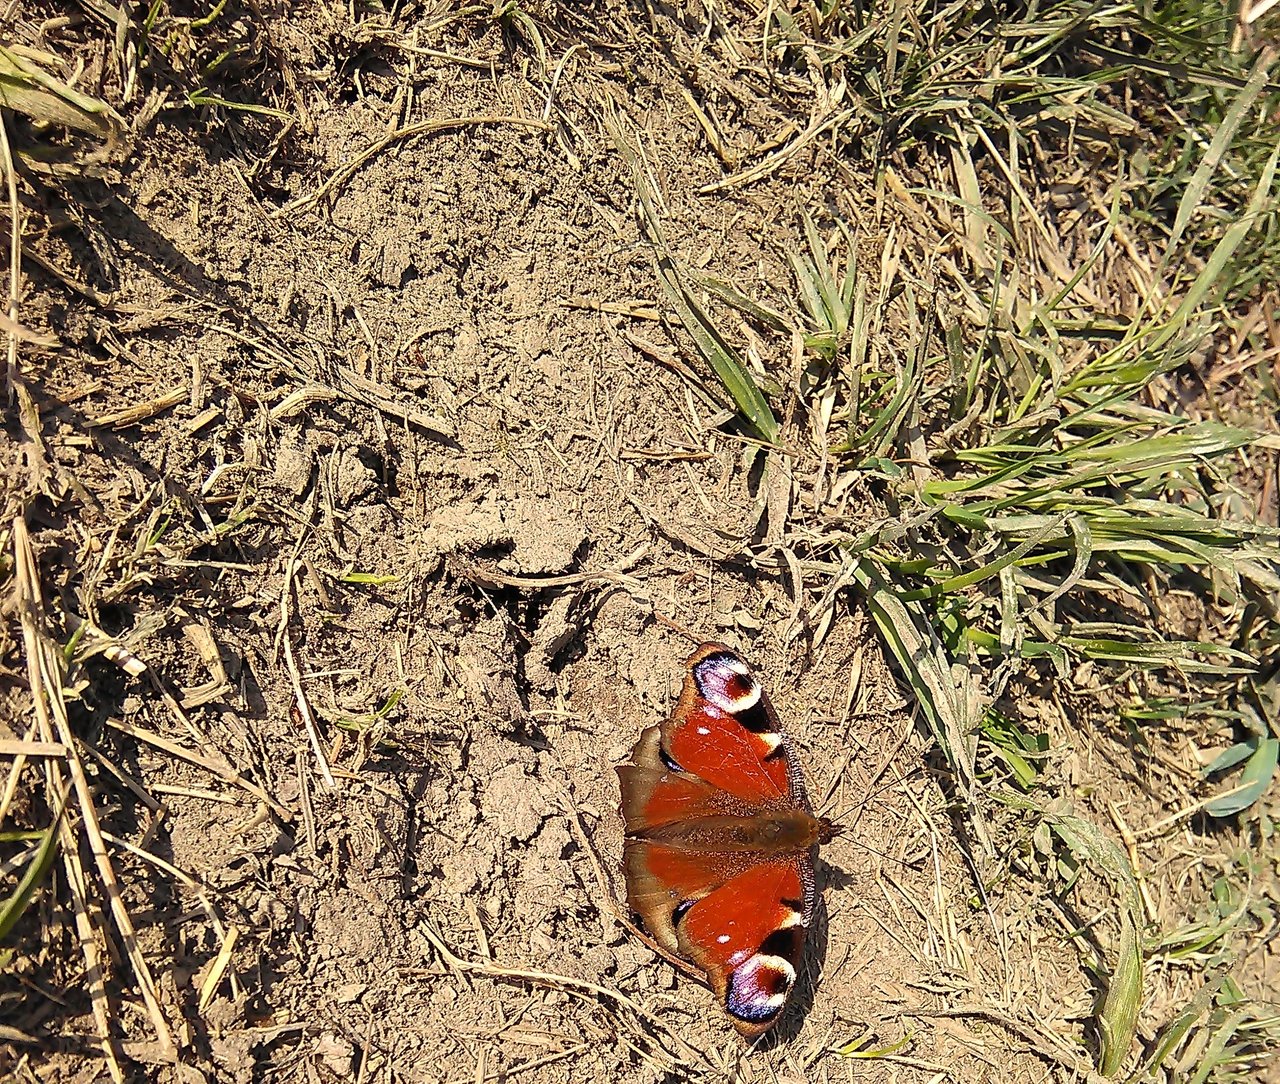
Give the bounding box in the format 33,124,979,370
617,723,755,834
660,644,798,808
617,722,757,955
680,855,812,1037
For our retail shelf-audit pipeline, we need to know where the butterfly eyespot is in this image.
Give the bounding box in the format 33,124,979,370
694,654,763,715
726,952,795,1024
672,899,696,925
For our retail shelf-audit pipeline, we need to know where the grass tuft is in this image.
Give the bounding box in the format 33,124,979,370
710,5,1280,1077
608,113,781,444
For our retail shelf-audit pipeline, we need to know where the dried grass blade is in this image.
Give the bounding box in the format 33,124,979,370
606,115,779,443
277,114,552,217
13,518,177,1062
107,714,289,819
57,823,124,1083
419,919,700,1071
696,107,854,194
198,926,239,1012
15,541,122,1080
0,45,123,143
283,637,336,790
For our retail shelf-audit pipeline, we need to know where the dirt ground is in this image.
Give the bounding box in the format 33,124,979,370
3,3,1277,1083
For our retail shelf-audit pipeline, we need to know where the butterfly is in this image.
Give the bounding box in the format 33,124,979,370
616,642,839,1038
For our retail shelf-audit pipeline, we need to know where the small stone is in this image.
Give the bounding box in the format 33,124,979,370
272,431,312,496
335,446,377,505
315,1032,355,1076
334,982,367,1004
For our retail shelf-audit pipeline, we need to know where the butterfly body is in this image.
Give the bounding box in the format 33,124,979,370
626,809,825,853
617,643,838,1038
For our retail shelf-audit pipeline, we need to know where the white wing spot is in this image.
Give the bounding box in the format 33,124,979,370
696,726,710,735
757,731,782,754
717,934,731,944
704,688,734,712
698,656,763,713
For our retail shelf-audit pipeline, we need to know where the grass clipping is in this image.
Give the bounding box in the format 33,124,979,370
0,44,122,149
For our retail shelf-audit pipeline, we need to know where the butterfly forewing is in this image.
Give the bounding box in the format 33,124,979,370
664,648,793,806
678,858,811,1037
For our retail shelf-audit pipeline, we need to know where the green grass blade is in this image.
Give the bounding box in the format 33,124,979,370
1167,51,1274,252
852,558,983,786
1166,140,1280,332
1204,737,1279,817
836,350,919,455
1044,808,1144,1076
186,89,293,119
899,515,1067,601
653,262,780,443
694,274,794,334
834,1028,915,1058
0,792,67,942
1100,908,1143,1077
0,45,123,141
607,116,780,443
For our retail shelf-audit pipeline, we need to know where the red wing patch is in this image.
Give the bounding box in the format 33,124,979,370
680,860,809,1037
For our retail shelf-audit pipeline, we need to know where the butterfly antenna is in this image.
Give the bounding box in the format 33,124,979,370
817,763,927,826
818,790,944,872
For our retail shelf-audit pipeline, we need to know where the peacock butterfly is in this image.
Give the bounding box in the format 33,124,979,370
617,642,839,1038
